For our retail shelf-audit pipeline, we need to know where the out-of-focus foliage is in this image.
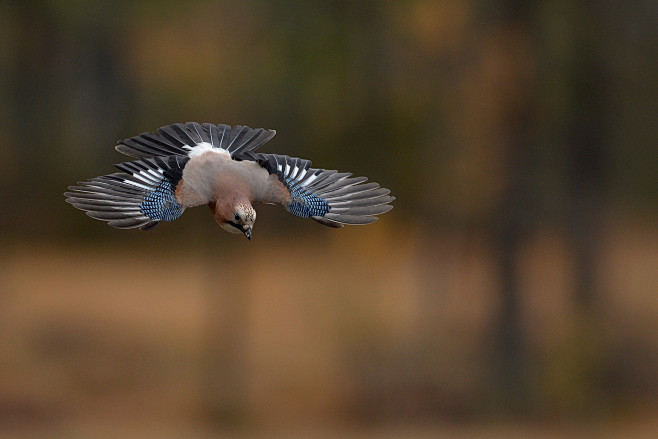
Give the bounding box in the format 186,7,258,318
1,0,655,239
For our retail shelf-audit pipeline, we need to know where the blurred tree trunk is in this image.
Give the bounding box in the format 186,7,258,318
7,1,134,234
489,0,539,413
492,161,532,412
557,1,610,414
490,0,610,414
565,2,607,314
6,3,60,231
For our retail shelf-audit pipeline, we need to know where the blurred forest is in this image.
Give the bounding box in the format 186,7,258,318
1,0,657,438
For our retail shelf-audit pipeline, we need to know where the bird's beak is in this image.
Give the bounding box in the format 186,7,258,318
243,228,252,240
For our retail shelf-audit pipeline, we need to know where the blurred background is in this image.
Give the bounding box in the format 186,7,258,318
1,0,657,437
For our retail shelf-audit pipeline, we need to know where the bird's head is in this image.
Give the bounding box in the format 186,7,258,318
212,199,255,240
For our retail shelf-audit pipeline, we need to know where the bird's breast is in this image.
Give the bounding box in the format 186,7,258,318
176,152,285,207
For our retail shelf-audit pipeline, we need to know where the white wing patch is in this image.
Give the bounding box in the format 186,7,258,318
302,172,320,185
121,167,165,191
186,142,231,158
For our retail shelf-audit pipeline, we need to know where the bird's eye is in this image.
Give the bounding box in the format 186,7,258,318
234,212,240,221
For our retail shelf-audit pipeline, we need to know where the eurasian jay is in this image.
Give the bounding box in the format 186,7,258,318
65,122,394,239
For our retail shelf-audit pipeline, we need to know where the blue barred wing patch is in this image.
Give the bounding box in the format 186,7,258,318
286,177,330,218
140,179,184,221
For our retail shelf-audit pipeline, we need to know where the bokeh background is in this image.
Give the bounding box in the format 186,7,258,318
1,1,657,437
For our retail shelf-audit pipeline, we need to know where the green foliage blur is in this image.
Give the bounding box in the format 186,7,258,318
1,0,655,241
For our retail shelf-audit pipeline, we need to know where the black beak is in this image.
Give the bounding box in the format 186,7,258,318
244,228,252,240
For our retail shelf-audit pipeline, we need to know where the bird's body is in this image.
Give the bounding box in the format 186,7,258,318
65,122,394,239
178,146,288,207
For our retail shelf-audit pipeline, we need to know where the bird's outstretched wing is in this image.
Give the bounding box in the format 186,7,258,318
65,155,189,230
246,152,394,227
115,122,276,159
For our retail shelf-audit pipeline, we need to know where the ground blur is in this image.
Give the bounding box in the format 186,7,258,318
2,215,656,438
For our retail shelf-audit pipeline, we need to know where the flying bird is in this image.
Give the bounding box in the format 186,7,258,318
65,122,394,239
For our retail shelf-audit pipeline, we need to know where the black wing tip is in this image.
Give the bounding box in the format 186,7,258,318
140,221,160,231
311,216,345,228
308,187,394,228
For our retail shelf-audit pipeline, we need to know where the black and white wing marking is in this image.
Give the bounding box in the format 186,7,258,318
65,155,189,230
247,153,395,228
115,122,276,160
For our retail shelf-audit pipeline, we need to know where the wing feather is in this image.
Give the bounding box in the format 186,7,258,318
65,155,189,230
243,152,394,227
116,123,276,159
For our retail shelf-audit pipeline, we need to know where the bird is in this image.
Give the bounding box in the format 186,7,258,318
65,122,394,239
